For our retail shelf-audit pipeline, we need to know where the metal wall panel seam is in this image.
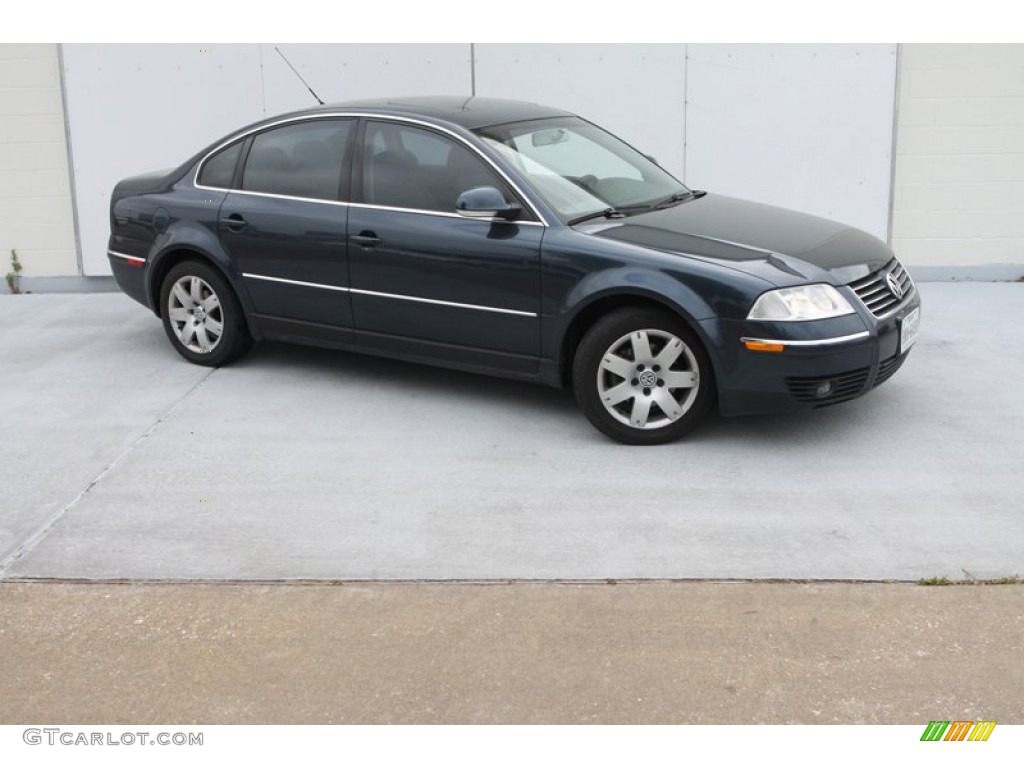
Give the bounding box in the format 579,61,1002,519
886,43,902,248
470,43,476,97
57,43,85,277
682,43,689,182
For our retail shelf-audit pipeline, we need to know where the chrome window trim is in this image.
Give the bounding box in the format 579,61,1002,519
219,188,350,207
348,201,543,226
241,273,538,318
741,331,870,348
193,112,550,226
108,250,146,263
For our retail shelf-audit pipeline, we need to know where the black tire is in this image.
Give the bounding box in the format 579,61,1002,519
572,307,715,445
159,259,252,367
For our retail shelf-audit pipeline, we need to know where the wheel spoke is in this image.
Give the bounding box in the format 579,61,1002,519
202,293,220,313
630,331,653,362
172,282,191,307
189,277,203,303
654,338,686,368
600,353,634,379
204,318,223,337
168,307,190,323
601,381,634,406
196,325,212,350
629,396,652,428
662,370,697,389
653,388,682,420
178,323,196,345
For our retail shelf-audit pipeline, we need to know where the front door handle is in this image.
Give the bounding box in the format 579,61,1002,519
350,231,381,248
220,213,247,231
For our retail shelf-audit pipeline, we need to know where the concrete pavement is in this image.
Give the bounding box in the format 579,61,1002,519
1,283,1022,725
1,283,1022,581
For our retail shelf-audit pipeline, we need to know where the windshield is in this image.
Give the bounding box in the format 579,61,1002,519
475,116,689,223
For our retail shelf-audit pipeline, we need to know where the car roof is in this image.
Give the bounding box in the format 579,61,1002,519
295,95,575,130
174,96,577,185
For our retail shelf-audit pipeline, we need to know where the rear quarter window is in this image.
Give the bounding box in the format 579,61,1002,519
198,141,244,189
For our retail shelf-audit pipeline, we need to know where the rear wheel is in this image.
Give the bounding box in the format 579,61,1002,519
572,307,714,445
159,260,251,366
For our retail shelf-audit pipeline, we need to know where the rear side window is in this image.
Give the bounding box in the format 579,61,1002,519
197,140,243,188
242,120,352,201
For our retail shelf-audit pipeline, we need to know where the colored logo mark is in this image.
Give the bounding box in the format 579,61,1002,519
920,721,996,741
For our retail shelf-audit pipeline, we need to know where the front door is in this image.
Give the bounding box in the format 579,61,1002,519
348,120,543,371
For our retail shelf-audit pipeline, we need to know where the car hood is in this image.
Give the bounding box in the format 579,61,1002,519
580,194,895,286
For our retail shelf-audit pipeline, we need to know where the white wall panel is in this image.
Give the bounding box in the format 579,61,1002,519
892,44,1024,266
62,44,264,275
684,44,898,240
474,44,687,176
0,44,77,278
62,43,899,277
64,44,471,275
260,44,470,113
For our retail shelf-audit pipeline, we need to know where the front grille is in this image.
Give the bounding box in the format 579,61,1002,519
786,366,871,406
847,258,914,317
872,352,908,389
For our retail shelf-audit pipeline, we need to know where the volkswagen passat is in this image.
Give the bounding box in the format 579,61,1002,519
108,96,921,444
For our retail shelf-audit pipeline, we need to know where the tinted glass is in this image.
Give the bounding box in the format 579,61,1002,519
198,140,243,188
242,120,352,201
362,122,512,213
476,117,688,221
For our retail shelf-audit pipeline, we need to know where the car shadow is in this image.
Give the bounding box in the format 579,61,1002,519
234,340,577,418
227,339,883,448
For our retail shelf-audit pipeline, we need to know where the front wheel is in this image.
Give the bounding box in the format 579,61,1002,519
572,308,715,445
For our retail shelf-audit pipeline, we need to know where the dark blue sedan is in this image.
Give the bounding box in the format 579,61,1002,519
108,96,921,444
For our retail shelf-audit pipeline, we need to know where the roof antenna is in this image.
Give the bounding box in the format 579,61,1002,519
274,46,324,105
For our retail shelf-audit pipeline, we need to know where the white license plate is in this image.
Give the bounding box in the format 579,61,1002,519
900,307,921,353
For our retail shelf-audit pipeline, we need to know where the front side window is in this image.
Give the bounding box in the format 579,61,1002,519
361,121,516,214
475,117,689,222
197,140,244,189
242,120,352,201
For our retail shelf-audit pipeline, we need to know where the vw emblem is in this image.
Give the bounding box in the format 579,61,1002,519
885,271,904,299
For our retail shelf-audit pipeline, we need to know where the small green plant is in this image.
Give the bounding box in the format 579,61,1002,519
990,575,1022,585
918,576,953,586
5,249,22,294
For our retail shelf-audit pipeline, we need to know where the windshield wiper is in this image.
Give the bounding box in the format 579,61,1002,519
652,191,693,209
568,208,626,226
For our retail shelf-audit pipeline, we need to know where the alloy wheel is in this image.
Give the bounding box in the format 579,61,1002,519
596,328,700,429
167,275,224,354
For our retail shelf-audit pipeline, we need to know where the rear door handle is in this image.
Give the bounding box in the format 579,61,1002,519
220,213,247,231
350,231,381,248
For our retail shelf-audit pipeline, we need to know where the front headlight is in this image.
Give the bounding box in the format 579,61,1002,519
747,284,855,321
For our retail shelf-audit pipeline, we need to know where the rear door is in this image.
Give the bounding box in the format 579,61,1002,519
216,118,355,329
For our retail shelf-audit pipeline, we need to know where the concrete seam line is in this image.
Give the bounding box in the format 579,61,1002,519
0,577,960,587
0,369,217,578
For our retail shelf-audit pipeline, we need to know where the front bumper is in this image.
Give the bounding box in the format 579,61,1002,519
707,288,922,417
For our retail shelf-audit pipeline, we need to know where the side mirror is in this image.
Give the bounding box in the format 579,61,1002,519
455,186,521,221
